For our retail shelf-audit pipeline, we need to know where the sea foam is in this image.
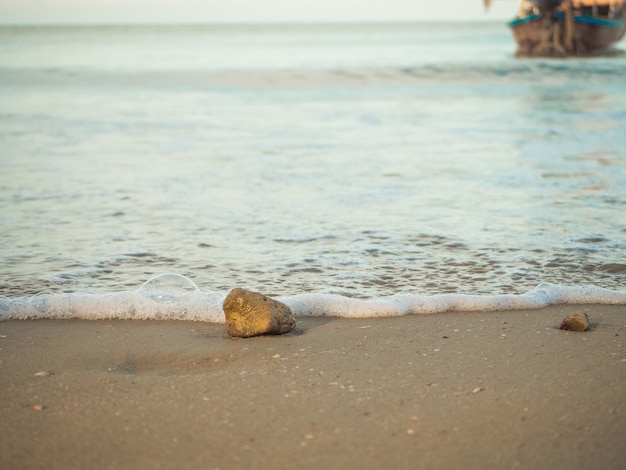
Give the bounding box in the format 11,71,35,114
0,274,624,323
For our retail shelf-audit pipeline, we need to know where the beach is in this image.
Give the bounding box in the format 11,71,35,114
2,21,626,470
1,304,624,469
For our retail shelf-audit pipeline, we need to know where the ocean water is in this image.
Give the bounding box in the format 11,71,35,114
1,23,625,321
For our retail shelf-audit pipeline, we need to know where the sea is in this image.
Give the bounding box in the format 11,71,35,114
1,22,625,322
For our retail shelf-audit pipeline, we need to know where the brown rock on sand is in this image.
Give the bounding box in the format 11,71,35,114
223,288,296,338
559,312,590,332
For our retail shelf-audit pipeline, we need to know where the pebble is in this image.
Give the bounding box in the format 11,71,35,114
34,371,53,377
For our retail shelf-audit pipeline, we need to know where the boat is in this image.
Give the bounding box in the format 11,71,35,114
487,0,626,56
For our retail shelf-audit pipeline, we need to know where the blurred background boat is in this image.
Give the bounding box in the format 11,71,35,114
487,0,626,56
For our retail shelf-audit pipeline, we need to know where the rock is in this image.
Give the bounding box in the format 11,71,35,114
223,288,296,338
559,312,589,332
34,370,54,377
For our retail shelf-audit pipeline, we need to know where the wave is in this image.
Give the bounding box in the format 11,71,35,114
1,274,624,323
2,60,625,92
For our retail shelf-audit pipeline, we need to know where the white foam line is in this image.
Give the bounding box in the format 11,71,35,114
0,292,227,322
280,284,626,318
1,283,624,323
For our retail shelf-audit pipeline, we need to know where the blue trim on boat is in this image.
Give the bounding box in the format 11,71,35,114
508,14,541,27
554,12,625,27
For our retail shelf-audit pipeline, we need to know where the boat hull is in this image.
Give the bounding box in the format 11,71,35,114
509,7,626,56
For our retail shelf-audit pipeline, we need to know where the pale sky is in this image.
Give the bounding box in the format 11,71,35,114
0,0,517,24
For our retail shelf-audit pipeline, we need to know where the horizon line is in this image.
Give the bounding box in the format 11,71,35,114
0,18,510,27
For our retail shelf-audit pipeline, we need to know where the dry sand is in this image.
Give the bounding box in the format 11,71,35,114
1,304,625,469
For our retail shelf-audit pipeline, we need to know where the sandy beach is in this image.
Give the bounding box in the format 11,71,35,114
1,304,624,469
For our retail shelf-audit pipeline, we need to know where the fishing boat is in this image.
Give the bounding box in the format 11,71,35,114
487,0,626,56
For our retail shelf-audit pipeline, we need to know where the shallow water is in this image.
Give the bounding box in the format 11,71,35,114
1,23,625,319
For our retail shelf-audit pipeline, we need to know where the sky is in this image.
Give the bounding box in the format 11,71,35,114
0,0,517,24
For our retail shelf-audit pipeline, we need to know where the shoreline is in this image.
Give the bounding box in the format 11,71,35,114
1,304,625,469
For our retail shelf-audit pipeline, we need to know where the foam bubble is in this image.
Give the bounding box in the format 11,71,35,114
137,273,201,302
31,291,54,314
0,296,13,313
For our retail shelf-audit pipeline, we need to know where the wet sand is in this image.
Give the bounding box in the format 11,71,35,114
1,304,625,469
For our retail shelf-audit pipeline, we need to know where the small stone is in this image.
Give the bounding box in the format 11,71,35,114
559,313,589,332
33,404,45,411
34,371,53,377
223,288,296,338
